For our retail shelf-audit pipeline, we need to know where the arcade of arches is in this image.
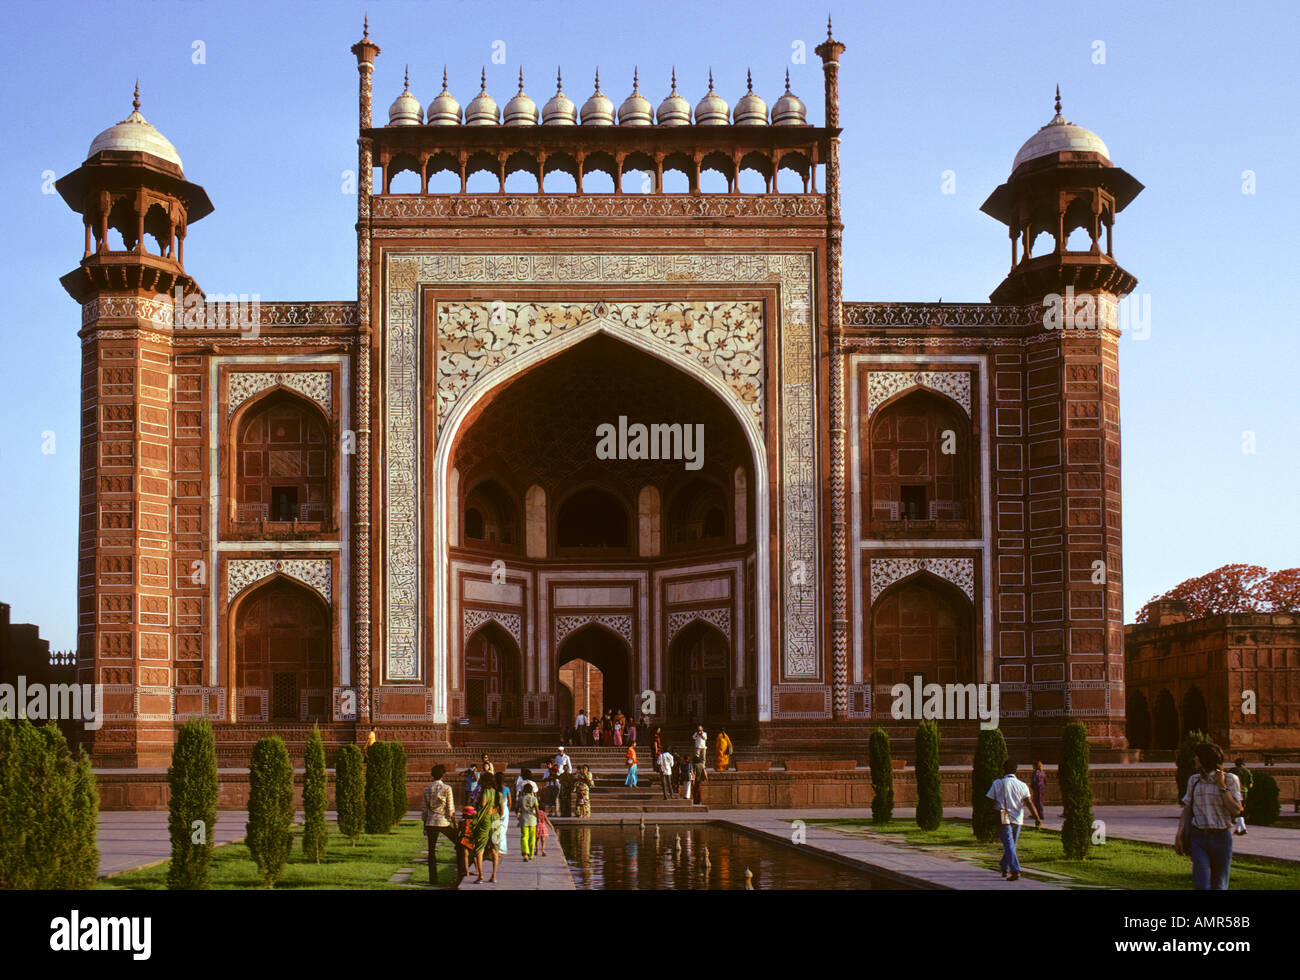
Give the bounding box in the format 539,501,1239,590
446,334,759,736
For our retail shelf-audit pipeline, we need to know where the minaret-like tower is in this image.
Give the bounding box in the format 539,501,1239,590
56,86,212,765
981,91,1143,751
816,19,849,718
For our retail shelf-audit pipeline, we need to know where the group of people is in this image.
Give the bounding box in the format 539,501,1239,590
567,708,644,747
642,724,733,805
988,744,1251,890
421,748,597,885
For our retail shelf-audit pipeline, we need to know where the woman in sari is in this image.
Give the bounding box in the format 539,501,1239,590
573,764,595,818
652,726,663,767
493,770,510,857
714,728,733,771
468,771,501,883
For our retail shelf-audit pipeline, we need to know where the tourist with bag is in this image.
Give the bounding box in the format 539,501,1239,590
1176,742,1243,889
986,760,1040,881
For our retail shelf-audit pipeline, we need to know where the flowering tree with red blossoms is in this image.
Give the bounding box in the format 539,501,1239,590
1136,564,1300,623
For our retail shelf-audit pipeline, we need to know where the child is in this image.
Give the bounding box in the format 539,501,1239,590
519,785,539,861
537,805,553,857
456,805,475,880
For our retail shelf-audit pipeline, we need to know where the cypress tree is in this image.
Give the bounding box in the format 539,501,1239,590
246,736,293,887
1245,772,1280,826
167,719,218,888
389,741,408,829
364,740,394,834
302,725,328,862
914,720,943,831
1059,721,1094,860
971,727,1008,843
868,727,894,824
335,744,366,845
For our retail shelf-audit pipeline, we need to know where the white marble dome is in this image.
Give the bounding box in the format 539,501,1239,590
542,70,578,125
617,69,653,126
426,68,462,125
87,86,184,170
656,69,691,126
580,71,615,126
1012,93,1110,171
388,67,423,126
694,71,729,126
504,70,539,126
465,70,501,126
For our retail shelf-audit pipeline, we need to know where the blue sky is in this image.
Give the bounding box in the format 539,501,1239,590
1,0,1296,648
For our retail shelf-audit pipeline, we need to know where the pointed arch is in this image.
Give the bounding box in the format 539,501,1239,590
870,570,976,688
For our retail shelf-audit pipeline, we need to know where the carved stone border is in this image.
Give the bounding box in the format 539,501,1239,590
666,607,732,646
227,371,333,418
868,557,975,606
462,608,523,647
865,370,971,418
380,251,820,714
226,558,333,606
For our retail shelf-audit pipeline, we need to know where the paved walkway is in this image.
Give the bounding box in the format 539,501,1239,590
454,817,575,891
97,810,253,877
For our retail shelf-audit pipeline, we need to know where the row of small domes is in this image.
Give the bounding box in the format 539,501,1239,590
388,67,809,127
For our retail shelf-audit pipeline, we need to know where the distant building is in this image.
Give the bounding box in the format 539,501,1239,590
1124,599,1300,755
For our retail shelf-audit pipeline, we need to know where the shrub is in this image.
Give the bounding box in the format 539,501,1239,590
0,718,99,889
389,741,407,829
971,728,1008,843
167,719,218,888
1245,772,1280,826
1059,721,1094,860
868,727,894,825
245,736,293,887
1175,730,1213,800
364,741,394,834
335,745,365,845
914,721,942,831
302,725,328,862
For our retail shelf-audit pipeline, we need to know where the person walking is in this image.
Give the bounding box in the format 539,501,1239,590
493,770,511,857
691,754,708,806
468,773,502,883
1230,757,1253,835
1178,742,1244,890
625,744,639,787
573,764,595,818
987,760,1041,882
421,764,459,885
536,805,553,857
658,747,676,800
519,783,539,861
576,709,588,746
1030,761,1047,829
714,728,733,771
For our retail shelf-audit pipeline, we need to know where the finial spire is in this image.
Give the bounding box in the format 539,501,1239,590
594,68,601,92
132,80,140,112
784,68,791,92
827,14,833,38
556,66,563,92
633,65,639,91
480,67,487,91
746,69,753,92
404,65,410,91
1054,84,1061,115
363,13,369,39
707,68,714,91
442,65,448,89
518,67,525,92
670,67,678,93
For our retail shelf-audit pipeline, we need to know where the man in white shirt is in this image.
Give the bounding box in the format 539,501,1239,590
576,710,588,746
692,725,708,762
658,748,676,800
986,760,1041,881
554,746,573,774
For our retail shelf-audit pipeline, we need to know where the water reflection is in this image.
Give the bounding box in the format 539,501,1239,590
557,822,904,890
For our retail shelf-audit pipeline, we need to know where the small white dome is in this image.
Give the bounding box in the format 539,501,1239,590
656,69,690,126
771,70,807,126
1012,90,1110,172
388,67,422,126
86,84,184,170
580,71,615,125
618,69,653,126
426,68,462,125
542,69,578,125
504,69,539,126
465,69,501,126
733,71,768,126
694,71,729,125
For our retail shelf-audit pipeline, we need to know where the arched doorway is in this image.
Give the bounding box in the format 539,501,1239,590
871,573,975,688
556,624,632,730
1181,686,1208,739
866,388,975,529
231,389,332,525
667,620,731,727
1126,690,1151,751
1154,689,1179,750
234,577,330,721
464,623,520,728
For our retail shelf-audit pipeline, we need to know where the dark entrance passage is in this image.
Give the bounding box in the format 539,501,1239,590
464,623,520,728
667,620,730,727
557,624,632,734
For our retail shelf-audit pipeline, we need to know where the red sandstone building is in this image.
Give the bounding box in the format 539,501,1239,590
56,22,1140,766
1125,600,1300,756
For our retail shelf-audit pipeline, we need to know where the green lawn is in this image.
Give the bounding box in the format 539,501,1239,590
98,820,457,890
809,819,1300,890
